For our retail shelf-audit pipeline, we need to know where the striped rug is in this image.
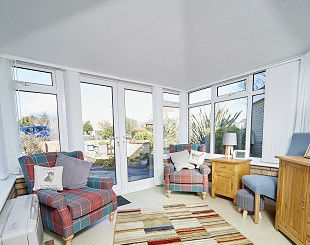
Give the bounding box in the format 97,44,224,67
113,203,253,245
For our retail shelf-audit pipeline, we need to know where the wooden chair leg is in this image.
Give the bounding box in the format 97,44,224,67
243,210,248,219
166,190,171,198
238,208,242,212
63,235,74,245
110,210,116,222
254,194,260,224
201,192,206,201
259,212,263,220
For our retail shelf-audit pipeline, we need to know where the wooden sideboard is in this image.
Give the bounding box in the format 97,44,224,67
211,158,251,205
275,156,310,245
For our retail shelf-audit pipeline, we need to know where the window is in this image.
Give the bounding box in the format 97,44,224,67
214,98,247,154
217,80,246,97
18,91,60,154
163,107,179,151
13,67,53,86
250,94,265,158
80,83,117,182
189,104,211,152
163,93,179,103
253,71,266,91
189,87,211,104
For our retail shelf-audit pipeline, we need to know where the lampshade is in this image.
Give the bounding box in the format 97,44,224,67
223,133,237,145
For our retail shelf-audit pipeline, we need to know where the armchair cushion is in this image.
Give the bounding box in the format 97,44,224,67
63,187,114,219
56,153,92,189
170,169,203,184
36,189,67,209
87,176,113,190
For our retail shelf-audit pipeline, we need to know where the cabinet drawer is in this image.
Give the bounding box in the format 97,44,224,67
214,162,235,174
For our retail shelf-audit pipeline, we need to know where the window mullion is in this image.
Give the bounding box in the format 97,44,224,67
210,85,217,154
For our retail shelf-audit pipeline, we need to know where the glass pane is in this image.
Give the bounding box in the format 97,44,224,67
217,80,246,96
18,91,60,155
189,104,211,153
163,107,179,153
125,90,154,182
189,87,211,104
14,67,53,86
163,93,179,103
253,71,266,91
214,98,247,154
80,83,116,183
250,94,265,157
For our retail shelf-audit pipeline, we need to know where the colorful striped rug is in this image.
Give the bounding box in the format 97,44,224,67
113,203,253,245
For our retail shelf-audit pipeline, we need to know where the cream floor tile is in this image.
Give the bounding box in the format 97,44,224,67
44,186,293,245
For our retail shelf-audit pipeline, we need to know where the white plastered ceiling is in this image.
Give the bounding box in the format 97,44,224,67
0,0,310,90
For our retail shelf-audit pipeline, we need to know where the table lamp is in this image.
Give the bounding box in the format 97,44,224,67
223,133,237,159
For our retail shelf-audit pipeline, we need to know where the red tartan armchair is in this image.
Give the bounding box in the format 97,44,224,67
165,144,211,200
18,151,117,245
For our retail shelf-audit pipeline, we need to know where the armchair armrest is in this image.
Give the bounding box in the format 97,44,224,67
35,189,67,209
164,163,175,176
199,164,211,175
87,176,113,190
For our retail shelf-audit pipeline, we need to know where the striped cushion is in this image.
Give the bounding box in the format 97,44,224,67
63,187,113,219
169,169,203,184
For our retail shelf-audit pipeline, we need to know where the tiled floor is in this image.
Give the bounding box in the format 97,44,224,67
44,186,293,245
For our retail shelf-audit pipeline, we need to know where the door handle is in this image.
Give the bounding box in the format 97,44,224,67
122,136,132,143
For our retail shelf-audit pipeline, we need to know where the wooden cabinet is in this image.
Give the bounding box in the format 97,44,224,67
275,156,310,245
211,158,251,205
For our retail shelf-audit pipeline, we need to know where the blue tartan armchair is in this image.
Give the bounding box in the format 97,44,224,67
18,151,117,245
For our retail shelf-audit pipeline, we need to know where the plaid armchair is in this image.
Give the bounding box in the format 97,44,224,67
18,151,117,245
165,144,211,200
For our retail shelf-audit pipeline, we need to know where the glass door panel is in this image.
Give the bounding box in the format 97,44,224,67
124,89,154,182
80,83,117,184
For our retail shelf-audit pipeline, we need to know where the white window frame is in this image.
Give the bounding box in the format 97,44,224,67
13,62,69,151
187,72,265,161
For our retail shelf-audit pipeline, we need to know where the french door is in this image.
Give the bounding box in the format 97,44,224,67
80,77,155,194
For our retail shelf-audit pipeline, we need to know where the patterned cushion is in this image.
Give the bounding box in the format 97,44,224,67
169,169,203,184
18,151,84,193
63,187,113,219
169,144,206,153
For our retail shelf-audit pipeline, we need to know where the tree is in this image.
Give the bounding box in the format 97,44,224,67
163,109,178,148
125,118,139,138
20,132,42,155
19,115,35,127
19,112,50,127
189,108,211,145
35,112,50,126
97,121,113,139
83,121,93,135
189,106,245,154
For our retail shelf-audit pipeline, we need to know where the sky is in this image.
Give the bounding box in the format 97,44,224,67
80,83,153,131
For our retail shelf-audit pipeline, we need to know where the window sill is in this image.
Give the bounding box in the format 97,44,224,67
0,175,16,212
163,153,279,168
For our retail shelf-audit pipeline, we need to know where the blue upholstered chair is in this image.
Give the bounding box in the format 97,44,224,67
242,132,310,224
